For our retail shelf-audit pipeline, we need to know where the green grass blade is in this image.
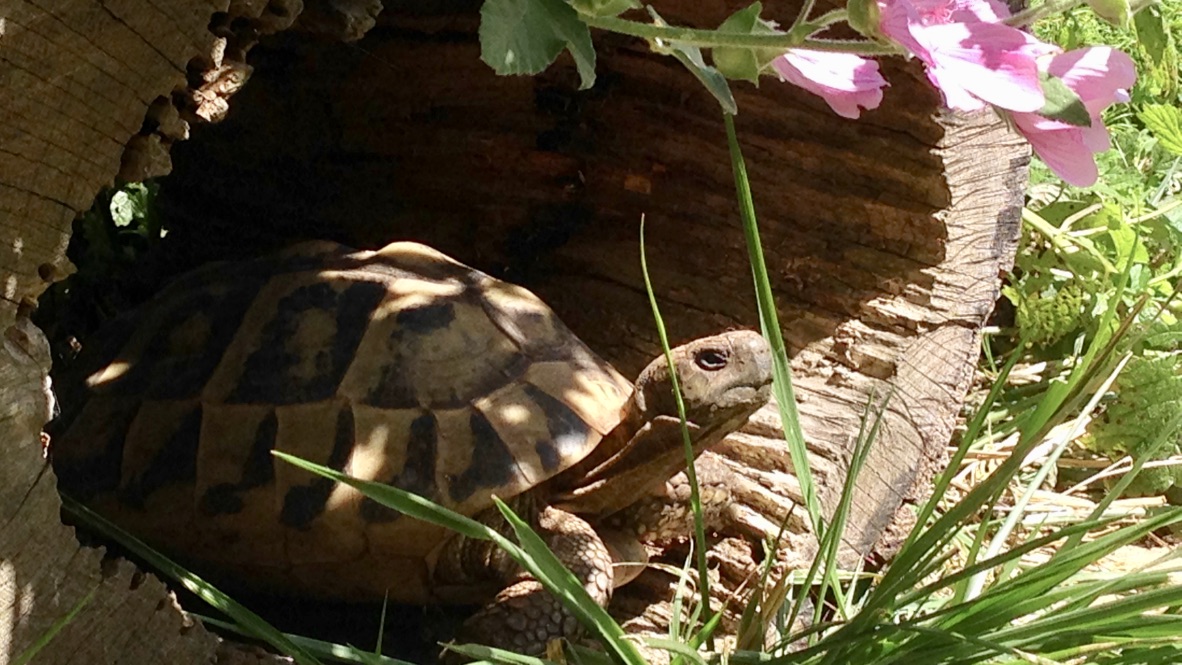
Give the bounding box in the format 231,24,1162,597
197,615,415,665
867,268,1141,618
273,452,495,540
815,389,886,624
60,494,324,665
929,509,1182,636
965,352,1133,599
722,113,819,533
375,593,389,659
723,111,854,645
894,516,1117,608
493,497,647,665
12,586,96,665
272,452,645,665
639,214,713,630
442,642,564,664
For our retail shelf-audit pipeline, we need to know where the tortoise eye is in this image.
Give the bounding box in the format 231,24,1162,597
695,349,729,371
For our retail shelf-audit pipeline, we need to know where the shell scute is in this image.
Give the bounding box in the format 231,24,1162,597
440,407,522,507
196,404,277,517
86,279,262,401
354,407,440,523
273,400,356,530
205,275,389,405
116,400,202,508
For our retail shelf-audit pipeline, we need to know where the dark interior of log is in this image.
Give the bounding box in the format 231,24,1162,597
149,3,948,377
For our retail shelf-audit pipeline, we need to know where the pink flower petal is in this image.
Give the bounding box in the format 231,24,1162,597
773,50,888,119
1012,116,1100,186
878,0,929,57
909,20,1049,112
962,0,1011,22
1049,47,1136,112
879,0,1052,112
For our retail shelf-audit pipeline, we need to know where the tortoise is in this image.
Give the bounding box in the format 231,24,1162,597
50,240,774,654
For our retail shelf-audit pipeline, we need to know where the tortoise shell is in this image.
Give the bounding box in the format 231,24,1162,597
51,241,634,602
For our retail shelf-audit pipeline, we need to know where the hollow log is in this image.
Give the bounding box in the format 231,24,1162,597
0,0,1027,661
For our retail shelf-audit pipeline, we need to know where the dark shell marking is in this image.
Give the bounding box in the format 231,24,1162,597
51,242,633,601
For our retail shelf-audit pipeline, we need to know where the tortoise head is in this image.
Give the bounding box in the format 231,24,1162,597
634,329,774,430
552,330,773,517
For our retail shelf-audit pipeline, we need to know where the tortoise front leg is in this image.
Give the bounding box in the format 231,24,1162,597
457,505,614,655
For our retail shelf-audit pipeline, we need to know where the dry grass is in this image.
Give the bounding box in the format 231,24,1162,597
945,366,1182,587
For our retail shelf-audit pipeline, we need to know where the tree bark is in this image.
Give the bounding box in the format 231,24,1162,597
2,2,289,662
0,0,1027,661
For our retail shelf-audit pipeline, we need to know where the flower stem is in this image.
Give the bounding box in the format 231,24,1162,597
581,14,899,55
790,0,820,33
1005,0,1086,27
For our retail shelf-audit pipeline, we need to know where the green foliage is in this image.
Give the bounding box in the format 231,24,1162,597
472,0,901,116
1038,71,1092,127
34,180,168,359
1003,192,1182,494
566,0,637,19
479,0,597,89
1087,0,1132,28
656,38,738,114
1085,351,1182,457
1003,279,1087,346
1134,2,1173,68
1113,462,1182,496
1140,103,1182,156
993,3,1182,507
75,181,165,280
1031,2,1180,202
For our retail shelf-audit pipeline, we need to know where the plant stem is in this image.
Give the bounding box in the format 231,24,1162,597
1005,0,1086,27
582,14,899,54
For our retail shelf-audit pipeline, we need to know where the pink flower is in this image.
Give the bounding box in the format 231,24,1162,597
878,0,1053,112
772,50,888,119
1010,47,1136,187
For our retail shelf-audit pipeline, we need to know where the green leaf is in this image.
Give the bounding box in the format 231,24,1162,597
1140,103,1182,157
1038,71,1092,127
565,0,638,19
108,183,152,228
666,44,738,114
712,2,785,85
197,616,417,665
1087,0,1131,27
647,7,736,113
1134,3,1169,66
479,0,597,89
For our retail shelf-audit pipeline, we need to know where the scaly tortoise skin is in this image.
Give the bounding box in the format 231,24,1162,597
51,240,773,654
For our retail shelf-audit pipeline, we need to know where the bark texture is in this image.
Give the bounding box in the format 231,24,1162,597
1,0,1027,661
2,2,291,662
